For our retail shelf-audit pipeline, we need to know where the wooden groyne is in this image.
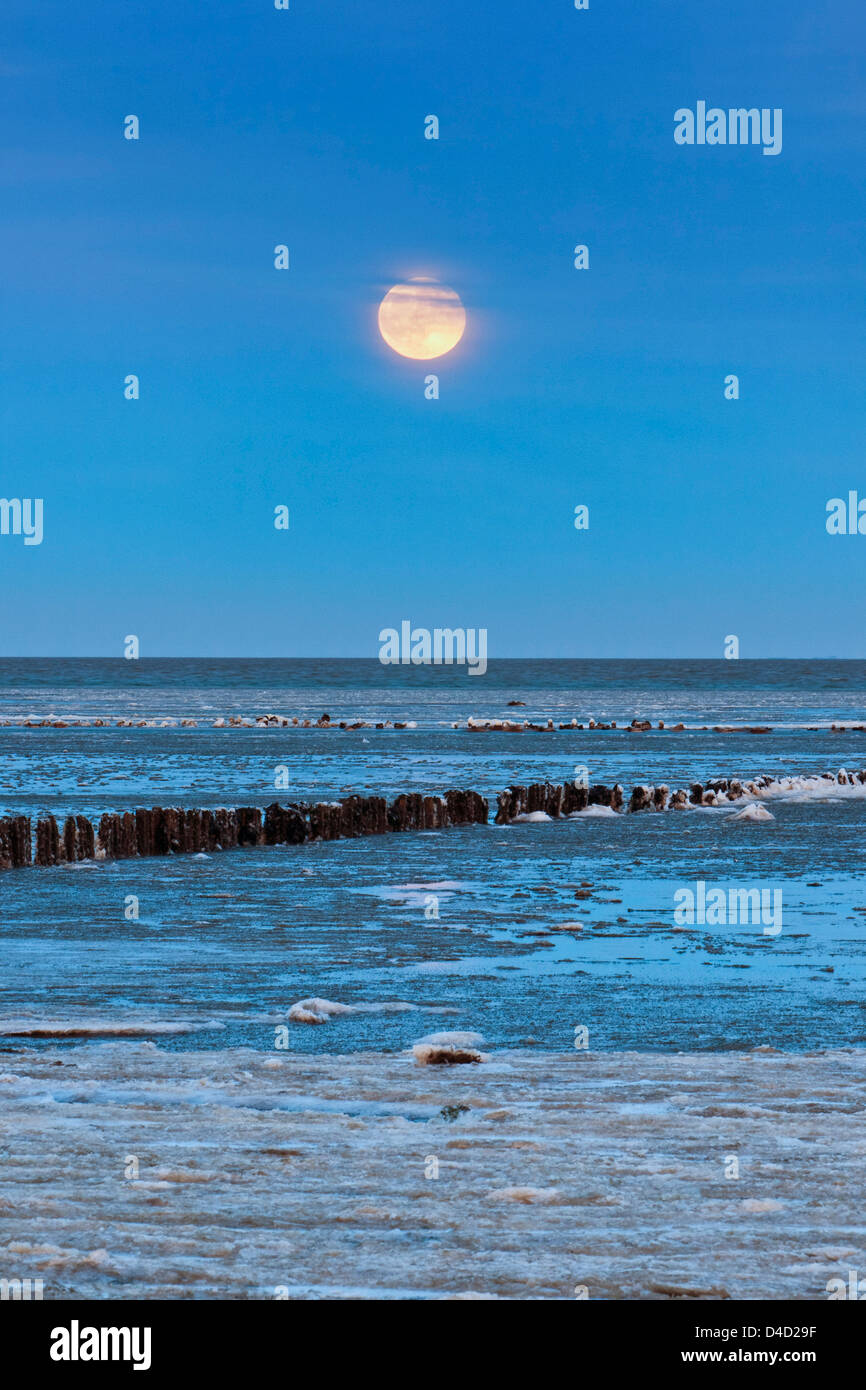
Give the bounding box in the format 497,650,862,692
1,766,862,871
495,766,866,819
2,790,489,869
494,781,624,820
0,816,32,870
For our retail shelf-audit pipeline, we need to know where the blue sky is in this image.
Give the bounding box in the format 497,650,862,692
1,0,864,656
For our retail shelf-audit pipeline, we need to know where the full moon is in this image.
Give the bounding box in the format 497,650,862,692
377,278,466,360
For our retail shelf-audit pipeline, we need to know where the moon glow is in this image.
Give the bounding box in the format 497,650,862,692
377,278,466,360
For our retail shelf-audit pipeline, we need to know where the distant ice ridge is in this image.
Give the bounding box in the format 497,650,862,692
0,712,415,730
7,707,866,734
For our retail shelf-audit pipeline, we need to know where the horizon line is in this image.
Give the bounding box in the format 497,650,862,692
1,655,863,664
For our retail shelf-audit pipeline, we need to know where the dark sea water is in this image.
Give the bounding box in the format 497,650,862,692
1,659,865,1054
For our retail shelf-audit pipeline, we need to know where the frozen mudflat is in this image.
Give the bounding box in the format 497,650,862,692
3,661,866,1300
0,1043,864,1300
